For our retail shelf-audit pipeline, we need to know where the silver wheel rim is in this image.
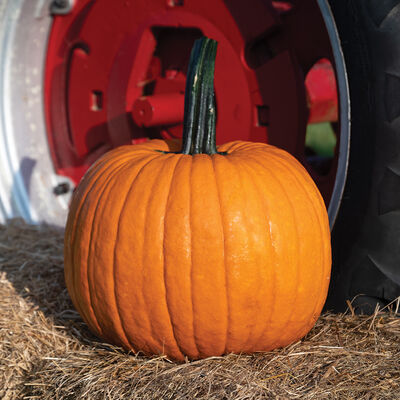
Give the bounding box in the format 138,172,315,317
317,0,351,227
0,0,73,225
0,0,350,227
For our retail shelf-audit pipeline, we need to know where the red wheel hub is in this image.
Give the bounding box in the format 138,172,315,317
45,0,338,201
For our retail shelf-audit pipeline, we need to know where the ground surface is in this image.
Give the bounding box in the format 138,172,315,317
0,219,399,400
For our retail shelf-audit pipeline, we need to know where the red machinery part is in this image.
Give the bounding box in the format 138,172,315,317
132,93,185,128
306,59,338,123
131,61,337,128
131,64,338,128
45,0,338,202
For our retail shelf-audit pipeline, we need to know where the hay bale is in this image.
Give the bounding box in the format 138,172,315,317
0,219,399,399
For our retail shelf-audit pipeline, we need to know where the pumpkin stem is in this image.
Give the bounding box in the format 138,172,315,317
180,37,223,155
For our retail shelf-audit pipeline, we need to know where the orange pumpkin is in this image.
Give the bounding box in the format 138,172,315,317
64,38,331,361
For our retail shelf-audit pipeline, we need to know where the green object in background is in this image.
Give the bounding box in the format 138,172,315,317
305,122,337,157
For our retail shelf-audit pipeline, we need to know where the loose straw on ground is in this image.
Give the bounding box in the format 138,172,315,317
1,219,399,399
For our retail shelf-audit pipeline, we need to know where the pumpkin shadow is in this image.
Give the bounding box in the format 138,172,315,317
0,218,101,346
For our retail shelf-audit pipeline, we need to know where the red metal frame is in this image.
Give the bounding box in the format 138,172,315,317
44,0,338,202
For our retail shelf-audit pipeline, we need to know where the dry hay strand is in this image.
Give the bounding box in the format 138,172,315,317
0,219,399,400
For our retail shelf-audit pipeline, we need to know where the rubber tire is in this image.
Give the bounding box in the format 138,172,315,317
325,0,400,313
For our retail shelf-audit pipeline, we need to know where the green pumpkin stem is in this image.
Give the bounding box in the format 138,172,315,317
180,37,222,155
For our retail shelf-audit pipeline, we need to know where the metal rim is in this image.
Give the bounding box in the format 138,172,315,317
0,0,350,227
317,0,350,227
0,0,74,225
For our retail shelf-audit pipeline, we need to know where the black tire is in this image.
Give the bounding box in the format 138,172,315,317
325,0,400,313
